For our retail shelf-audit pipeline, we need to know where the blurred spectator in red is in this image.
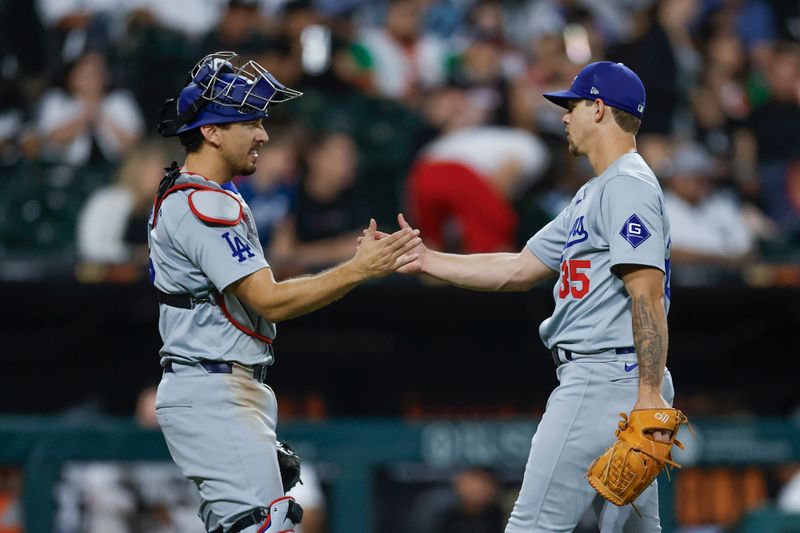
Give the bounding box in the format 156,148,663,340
408,122,549,253
76,140,168,267
663,143,761,266
35,51,144,166
236,131,300,249
431,467,505,533
353,0,450,104
269,131,365,274
747,42,800,234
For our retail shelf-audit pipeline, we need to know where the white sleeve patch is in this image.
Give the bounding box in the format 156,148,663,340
188,189,243,226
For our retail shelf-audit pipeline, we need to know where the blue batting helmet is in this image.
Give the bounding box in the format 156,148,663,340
158,51,302,137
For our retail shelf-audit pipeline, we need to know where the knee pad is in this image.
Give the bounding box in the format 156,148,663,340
228,497,303,533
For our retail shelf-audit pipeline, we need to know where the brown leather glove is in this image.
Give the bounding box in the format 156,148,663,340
587,408,689,506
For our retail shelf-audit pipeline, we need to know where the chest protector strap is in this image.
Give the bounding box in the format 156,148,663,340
214,292,274,345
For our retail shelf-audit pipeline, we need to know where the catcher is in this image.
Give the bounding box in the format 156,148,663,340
383,61,689,531
150,51,421,533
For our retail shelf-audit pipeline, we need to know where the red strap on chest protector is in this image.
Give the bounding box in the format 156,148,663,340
215,292,274,345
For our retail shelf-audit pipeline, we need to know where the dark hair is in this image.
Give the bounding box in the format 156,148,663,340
611,107,641,134
178,123,231,153
581,100,641,134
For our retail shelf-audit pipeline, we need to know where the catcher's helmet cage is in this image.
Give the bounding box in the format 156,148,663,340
157,51,302,137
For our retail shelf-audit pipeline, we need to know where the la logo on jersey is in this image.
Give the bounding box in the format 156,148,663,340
222,232,255,262
619,214,651,248
564,216,589,249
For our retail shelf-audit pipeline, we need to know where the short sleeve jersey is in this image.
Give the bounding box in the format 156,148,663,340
148,172,276,366
527,153,671,353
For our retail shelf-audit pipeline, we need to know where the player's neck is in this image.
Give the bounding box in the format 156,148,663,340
586,135,637,177
183,151,234,186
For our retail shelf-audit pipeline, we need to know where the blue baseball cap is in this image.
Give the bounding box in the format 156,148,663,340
543,61,646,119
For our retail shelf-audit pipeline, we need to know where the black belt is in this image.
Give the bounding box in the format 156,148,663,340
164,361,269,384
551,346,635,367
157,290,214,309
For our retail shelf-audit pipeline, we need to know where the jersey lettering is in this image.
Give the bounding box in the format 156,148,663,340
221,232,255,263
564,216,588,249
558,259,591,299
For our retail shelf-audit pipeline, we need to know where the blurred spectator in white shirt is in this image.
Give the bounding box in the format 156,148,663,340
76,140,167,266
354,0,449,104
663,143,757,265
36,51,144,166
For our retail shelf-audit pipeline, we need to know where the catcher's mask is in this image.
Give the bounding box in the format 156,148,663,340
157,51,302,137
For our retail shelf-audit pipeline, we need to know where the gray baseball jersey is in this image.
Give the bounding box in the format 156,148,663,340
148,172,276,366
506,152,674,532
527,152,671,353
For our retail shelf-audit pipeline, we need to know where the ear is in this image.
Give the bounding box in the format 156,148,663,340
593,99,606,123
200,125,222,148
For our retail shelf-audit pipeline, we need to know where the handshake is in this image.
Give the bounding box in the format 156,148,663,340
349,214,428,280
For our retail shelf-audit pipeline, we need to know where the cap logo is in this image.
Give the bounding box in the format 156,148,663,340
637,104,644,113
590,87,600,95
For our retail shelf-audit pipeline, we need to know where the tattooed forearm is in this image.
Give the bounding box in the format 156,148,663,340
632,295,668,387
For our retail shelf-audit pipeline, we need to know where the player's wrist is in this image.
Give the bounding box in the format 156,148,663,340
419,249,439,276
340,257,370,283
634,388,668,410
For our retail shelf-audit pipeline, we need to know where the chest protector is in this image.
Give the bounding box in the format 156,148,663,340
151,162,273,346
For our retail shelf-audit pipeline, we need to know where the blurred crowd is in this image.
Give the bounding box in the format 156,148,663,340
0,0,799,284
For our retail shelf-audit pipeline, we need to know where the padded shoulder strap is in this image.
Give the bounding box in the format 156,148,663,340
188,189,243,226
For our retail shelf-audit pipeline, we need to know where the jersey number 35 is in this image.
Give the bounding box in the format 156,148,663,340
558,259,590,299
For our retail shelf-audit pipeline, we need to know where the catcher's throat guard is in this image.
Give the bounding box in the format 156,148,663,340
158,51,302,137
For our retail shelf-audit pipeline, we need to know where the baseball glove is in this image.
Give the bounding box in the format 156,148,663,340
587,408,689,507
277,440,303,492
